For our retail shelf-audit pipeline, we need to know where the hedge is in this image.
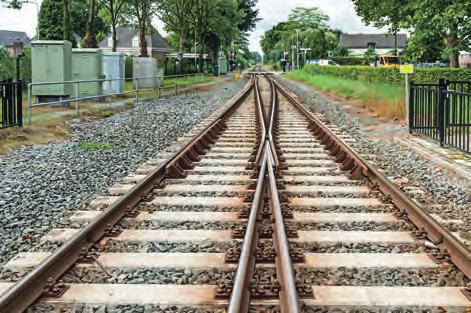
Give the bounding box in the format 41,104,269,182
303,64,471,85
331,56,366,66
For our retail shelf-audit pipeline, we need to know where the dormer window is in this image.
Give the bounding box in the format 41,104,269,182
132,36,139,47
367,42,376,50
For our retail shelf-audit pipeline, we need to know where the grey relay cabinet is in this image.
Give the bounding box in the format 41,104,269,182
102,52,125,94
72,49,103,98
31,40,73,98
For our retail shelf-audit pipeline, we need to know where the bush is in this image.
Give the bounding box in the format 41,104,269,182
303,64,471,85
0,45,14,81
332,56,367,66
125,56,133,79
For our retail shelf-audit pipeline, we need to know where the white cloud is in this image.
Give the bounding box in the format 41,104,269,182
0,0,385,54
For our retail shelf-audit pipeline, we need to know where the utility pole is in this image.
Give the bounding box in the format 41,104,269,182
296,29,300,70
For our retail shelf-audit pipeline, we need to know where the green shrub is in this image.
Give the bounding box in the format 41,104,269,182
0,45,14,81
332,56,367,66
125,56,133,79
303,64,471,85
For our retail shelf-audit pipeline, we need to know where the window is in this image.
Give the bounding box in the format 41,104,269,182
132,36,139,47
367,42,376,50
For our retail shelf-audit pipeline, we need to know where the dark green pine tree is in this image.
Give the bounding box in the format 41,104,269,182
37,0,64,40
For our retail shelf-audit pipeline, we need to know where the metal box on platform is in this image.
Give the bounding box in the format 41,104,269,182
72,49,103,98
31,40,72,98
102,52,125,94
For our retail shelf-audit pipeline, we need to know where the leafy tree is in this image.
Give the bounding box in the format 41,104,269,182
84,0,97,47
99,0,126,52
124,0,159,57
158,0,194,55
190,0,218,70
237,0,260,33
0,45,14,80
288,6,329,30
63,0,74,45
352,0,471,67
403,31,447,63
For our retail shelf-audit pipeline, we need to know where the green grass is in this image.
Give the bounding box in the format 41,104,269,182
287,70,406,120
77,141,111,151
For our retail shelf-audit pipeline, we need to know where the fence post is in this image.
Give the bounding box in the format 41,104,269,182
27,84,32,124
438,78,447,147
408,81,414,133
1,82,5,128
75,82,80,116
17,81,23,127
174,76,177,95
135,78,140,104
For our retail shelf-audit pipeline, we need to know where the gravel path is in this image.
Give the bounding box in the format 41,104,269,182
0,79,245,266
276,76,471,237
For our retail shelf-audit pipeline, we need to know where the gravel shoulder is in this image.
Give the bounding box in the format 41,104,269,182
276,75,471,242
0,78,245,266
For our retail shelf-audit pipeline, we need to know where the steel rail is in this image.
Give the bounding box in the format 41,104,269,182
227,154,268,313
228,74,268,313
265,143,300,313
0,79,256,313
273,79,471,279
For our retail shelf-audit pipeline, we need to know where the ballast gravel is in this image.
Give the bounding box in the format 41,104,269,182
0,79,245,267
276,76,471,235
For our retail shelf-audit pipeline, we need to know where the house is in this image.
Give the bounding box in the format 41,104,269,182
0,30,31,56
339,33,407,56
98,27,172,59
459,51,471,68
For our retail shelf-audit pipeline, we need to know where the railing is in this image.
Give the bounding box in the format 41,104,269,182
410,79,470,153
1,79,23,129
27,73,206,124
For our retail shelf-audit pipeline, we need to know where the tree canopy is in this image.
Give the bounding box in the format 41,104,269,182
352,0,471,67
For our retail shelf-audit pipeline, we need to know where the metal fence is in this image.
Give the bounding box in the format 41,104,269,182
1,79,23,129
409,79,470,153
27,73,206,124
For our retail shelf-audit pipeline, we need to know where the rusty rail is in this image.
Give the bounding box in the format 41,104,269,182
273,79,471,280
0,79,256,313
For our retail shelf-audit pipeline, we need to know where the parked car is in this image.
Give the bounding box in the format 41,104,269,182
307,59,340,66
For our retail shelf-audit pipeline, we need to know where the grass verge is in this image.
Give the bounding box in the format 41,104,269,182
287,70,406,120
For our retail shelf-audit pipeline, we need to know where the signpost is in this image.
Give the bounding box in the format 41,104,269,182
400,64,414,128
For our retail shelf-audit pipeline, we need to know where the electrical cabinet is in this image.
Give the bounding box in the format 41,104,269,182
72,49,103,97
102,52,125,94
31,40,72,97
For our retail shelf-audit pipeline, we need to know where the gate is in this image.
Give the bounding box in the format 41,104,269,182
409,79,470,153
1,79,23,129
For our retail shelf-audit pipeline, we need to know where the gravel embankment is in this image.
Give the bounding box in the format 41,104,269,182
0,79,245,267
276,76,471,236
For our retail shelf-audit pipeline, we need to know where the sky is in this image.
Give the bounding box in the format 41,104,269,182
0,0,384,53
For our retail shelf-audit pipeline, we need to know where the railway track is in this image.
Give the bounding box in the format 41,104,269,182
0,73,470,313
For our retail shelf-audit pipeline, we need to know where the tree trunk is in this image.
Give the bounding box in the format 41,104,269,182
139,21,148,57
112,22,117,52
179,30,185,59
63,0,74,46
446,24,460,68
85,0,97,48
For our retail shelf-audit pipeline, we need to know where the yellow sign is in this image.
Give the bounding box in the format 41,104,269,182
400,64,414,74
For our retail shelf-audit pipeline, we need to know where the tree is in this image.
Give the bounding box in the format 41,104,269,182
352,0,471,67
191,0,218,71
63,0,75,45
84,0,97,47
237,0,260,33
288,6,329,30
403,31,447,63
99,0,126,52
124,0,159,57
37,0,64,40
158,0,194,56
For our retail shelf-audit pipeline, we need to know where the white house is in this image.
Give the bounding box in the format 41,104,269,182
339,33,407,56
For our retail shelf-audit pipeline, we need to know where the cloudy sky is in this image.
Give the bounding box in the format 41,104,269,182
0,0,384,53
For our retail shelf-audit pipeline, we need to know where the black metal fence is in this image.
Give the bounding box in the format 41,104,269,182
1,79,23,129
409,79,470,153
